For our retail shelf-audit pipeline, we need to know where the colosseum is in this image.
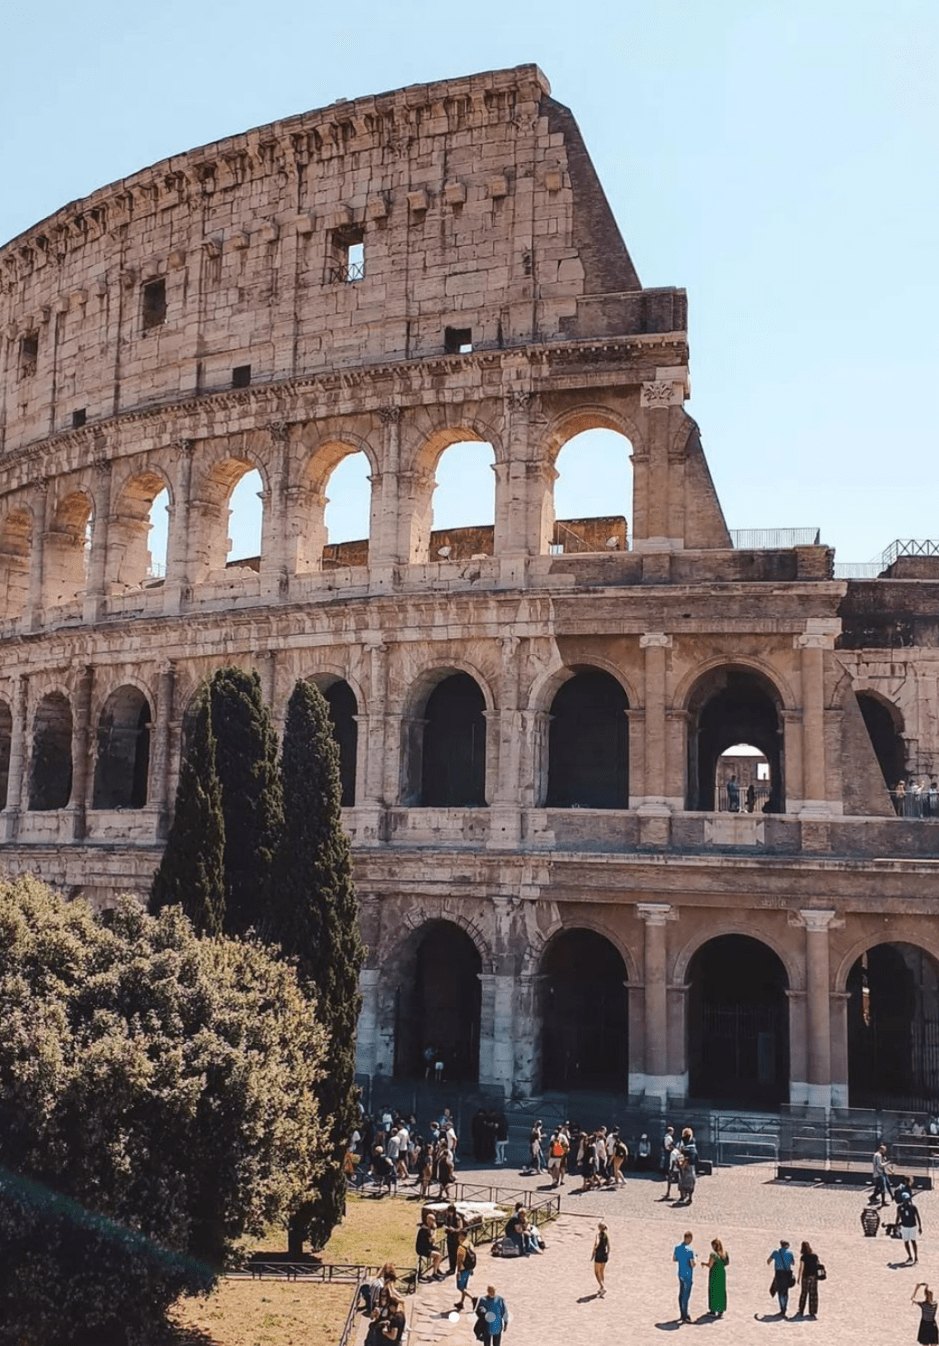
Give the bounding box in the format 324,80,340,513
1,63,937,1117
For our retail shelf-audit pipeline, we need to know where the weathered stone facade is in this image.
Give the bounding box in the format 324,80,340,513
1,65,938,1112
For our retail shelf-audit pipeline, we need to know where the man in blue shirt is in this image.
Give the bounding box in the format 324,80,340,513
767,1239,795,1318
673,1231,696,1323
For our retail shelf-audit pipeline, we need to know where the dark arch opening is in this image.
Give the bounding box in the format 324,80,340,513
687,935,790,1106
92,686,152,809
848,942,939,1108
419,673,486,807
394,921,482,1083
687,668,784,812
540,929,628,1090
323,680,357,807
857,692,906,792
547,670,629,808
0,700,11,809
28,692,73,811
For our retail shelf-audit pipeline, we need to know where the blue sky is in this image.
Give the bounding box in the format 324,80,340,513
4,0,936,563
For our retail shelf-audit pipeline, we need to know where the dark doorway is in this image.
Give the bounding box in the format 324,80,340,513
93,686,151,809
547,670,628,808
848,943,939,1108
394,921,481,1082
0,700,11,809
687,935,789,1106
323,680,357,807
541,929,628,1090
687,668,783,811
28,693,73,811
420,673,486,806
856,693,906,791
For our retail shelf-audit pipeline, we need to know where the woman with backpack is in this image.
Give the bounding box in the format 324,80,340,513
455,1229,477,1309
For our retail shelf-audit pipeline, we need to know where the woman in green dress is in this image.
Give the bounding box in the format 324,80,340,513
707,1238,729,1317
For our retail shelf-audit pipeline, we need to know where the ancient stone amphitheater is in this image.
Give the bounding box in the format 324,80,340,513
1,64,937,1113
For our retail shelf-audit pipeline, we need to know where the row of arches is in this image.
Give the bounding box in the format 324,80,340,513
2,668,908,817
393,922,939,1109
0,426,633,621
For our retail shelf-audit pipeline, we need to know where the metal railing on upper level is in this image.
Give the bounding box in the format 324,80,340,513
834,539,939,579
729,528,821,549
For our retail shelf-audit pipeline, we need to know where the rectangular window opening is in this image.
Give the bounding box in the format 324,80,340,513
445,326,473,355
20,334,38,376
328,226,365,284
142,278,167,331
72,408,87,428
232,365,252,389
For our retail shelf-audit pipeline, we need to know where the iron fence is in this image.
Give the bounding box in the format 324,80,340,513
729,528,821,549
890,789,939,819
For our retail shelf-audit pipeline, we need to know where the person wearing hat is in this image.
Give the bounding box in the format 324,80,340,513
767,1239,795,1318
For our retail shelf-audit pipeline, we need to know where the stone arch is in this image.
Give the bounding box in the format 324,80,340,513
109,466,174,589
546,666,630,808
673,922,803,992
682,662,789,812
44,489,93,607
306,671,360,808
190,450,270,579
295,430,378,572
523,912,640,984
543,403,644,463
0,696,11,809
399,409,503,564
834,926,939,996
387,914,486,1082
855,688,907,793
538,924,631,1090
28,690,73,810
92,683,152,809
842,937,939,1106
400,665,492,807
672,655,797,715
541,407,638,558
0,503,33,621
528,655,639,716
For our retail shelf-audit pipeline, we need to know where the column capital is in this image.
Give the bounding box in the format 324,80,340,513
640,631,672,649
636,902,677,925
792,908,843,932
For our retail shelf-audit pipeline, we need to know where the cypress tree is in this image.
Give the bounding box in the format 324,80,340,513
208,666,283,937
273,679,364,1252
150,685,225,936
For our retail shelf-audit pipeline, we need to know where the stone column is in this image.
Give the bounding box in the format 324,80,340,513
70,663,95,840
2,674,28,840
637,634,672,844
355,967,381,1080
637,903,676,1103
781,709,803,813
368,405,403,585
787,989,808,1106
151,661,176,838
83,458,112,624
830,991,851,1109
634,383,686,551
665,708,689,809
489,635,522,848
512,971,542,1097
164,438,194,613
26,477,49,631
799,908,839,1110
260,422,289,593
667,981,690,1102
795,621,839,815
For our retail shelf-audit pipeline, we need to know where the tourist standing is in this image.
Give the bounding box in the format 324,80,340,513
677,1154,696,1206
673,1230,696,1324
475,1285,510,1346
913,1285,939,1344
592,1222,610,1297
706,1238,728,1317
495,1110,509,1166
444,1203,464,1274
767,1239,795,1318
797,1241,821,1319
873,1144,891,1205
900,1195,924,1265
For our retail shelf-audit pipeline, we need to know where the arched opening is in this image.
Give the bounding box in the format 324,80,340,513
393,921,482,1082
716,743,771,813
44,492,93,607
550,427,632,554
28,692,73,811
92,686,152,809
848,942,939,1108
540,928,628,1090
226,468,263,566
414,672,487,807
0,700,12,809
857,692,907,799
0,508,32,622
322,452,371,568
428,441,495,559
546,669,629,808
323,680,357,807
109,472,170,589
687,667,784,812
687,935,790,1106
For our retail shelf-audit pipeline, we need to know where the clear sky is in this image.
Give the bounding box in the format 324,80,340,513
4,0,936,563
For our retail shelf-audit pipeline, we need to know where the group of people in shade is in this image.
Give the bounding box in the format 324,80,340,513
348,1105,463,1198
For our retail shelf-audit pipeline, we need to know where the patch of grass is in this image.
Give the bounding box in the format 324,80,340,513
319,1192,422,1271
169,1282,351,1346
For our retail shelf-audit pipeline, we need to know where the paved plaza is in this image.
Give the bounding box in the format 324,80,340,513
403,1161,934,1345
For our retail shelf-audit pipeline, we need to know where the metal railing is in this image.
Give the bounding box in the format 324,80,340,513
716,784,771,813
835,539,939,580
890,789,939,819
329,260,365,284
729,528,821,549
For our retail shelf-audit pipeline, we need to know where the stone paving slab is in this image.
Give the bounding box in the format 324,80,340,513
403,1162,937,1345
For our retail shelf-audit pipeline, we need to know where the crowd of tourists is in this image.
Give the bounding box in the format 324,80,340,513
346,1105,462,1197
524,1117,700,1201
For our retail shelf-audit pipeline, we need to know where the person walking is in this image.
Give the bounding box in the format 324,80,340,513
475,1285,510,1346
677,1154,696,1206
661,1125,676,1178
592,1222,610,1297
444,1203,464,1275
673,1230,696,1324
797,1241,821,1319
913,1285,939,1344
767,1238,795,1319
706,1238,729,1318
495,1111,509,1166
454,1229,476,1310
900,1194,924,1265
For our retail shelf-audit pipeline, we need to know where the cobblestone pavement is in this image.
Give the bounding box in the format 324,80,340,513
403,1162,935,1345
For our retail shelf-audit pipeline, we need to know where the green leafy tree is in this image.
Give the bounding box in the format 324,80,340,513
273,679,364,1252
209,666,283,936
149,684,225,935
0,875,327,1346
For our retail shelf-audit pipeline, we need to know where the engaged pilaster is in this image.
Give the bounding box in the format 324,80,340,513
636,902,678,1104
792,908,842,1110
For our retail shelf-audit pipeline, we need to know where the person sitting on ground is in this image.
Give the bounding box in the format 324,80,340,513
504,1202,526,1254
379,1295,406,1344
415,1211,443,1279
861,1197,882,1237
519,1207,541,1254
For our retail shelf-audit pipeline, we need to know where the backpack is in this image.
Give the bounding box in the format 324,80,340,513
464,1244,477,1270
